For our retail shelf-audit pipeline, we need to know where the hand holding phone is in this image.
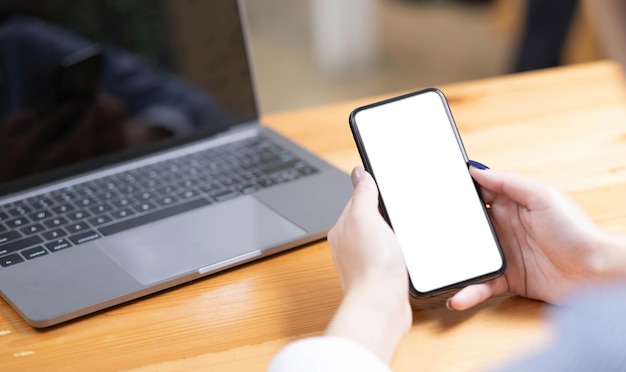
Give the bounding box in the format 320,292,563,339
349,88,505,297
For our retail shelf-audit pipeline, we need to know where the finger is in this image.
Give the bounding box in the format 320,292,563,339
474,179,496,205
469,167,548,208
447,283,494,311
350,166,380,212
468,159,489,170
468,165,496,205
479,187,496,206
331,166,369,226
446,276,508,311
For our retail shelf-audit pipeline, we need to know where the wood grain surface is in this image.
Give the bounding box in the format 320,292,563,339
1,60,626,371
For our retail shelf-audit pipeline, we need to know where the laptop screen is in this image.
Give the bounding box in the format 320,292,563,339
0,0,258,196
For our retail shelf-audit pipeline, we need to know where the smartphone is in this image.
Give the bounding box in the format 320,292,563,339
349,88,505,297
50,46,104,138
55,46,104,104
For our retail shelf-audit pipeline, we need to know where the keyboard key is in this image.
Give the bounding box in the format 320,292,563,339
22,246,48,260
140,178,159,189
52,204,75,214
42,229,67,240
133,202,158,213
77,197,96,207
0,212,8,222
96,190,119,200
111,209,135,219
297,165,318,175
89,203,113,214
136,191,155,201
0,254,24,267
272,169,300,183
45,239,72,252
0,231,21,245
100,180,119,191
156,196,178,206
67,223,90,233
52,190,78,203
5,217,29,228
69,231,101,245
44,217,69,228
78,186,98,197
177,179,196,189
113,198,133,208
0,235,43,256
88,215,113,226
219,176,237,187
256,178,275,188
8,205,32,216
68,210,91,221
242,186,258,194
211,190,239,202
20,223,45,235
120,173,138,184
28,197,53,210
259,159,300,174
178,189,199,199
29,210,52,221
156,185,178,195
120,184,138,194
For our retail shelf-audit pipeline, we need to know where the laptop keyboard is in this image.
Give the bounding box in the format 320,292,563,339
0,136,318,267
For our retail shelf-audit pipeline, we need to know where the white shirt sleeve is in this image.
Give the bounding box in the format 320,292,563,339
268,336,392,372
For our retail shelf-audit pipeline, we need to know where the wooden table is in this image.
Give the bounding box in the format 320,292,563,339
2,60,626,371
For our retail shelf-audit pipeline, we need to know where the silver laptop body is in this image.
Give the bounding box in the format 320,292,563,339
0,0,351,327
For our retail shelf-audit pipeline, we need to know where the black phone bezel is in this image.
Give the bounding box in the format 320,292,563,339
348,87,506,298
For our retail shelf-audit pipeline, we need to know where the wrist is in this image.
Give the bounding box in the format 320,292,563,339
589,233,626,279
325,280,411,364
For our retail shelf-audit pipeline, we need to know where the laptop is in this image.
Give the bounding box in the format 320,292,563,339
0,0,352,327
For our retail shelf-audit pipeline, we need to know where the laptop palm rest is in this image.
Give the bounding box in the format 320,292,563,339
96,196,306,285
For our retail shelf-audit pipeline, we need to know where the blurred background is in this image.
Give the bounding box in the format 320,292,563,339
0,0,606,116
244,0,602,114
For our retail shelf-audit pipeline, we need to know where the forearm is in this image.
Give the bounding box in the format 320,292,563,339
325,281,411,364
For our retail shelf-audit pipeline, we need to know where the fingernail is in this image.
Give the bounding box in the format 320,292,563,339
446,298,455,311
351,166,365,187
468,160,490,170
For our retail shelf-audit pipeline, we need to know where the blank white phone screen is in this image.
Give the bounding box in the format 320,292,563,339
353,90,503,294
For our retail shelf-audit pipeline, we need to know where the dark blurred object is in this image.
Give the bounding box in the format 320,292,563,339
55,47,104,104
513,0,579,72
0,0,55,20
454,0,494,3
582,0,626,74
0,10,231,184
396,0,494,3
0,95,127,182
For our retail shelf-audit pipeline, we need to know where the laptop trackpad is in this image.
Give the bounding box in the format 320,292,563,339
97,196,306,286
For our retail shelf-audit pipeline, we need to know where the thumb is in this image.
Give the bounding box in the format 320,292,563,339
350,166,380,212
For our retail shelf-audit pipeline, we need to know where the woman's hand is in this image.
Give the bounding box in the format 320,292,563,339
449,167,626,310
327,166,409,298
325,166,411,363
